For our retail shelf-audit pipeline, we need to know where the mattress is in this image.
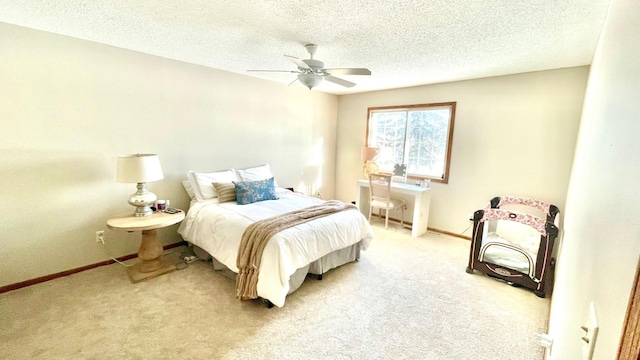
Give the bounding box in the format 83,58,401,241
178,189,374,307
480,220,541,275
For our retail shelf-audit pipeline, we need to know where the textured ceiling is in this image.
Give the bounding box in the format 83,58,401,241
0,0,610,95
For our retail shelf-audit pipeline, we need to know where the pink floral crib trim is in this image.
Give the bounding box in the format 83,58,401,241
483,196,552,214
478,209,548,236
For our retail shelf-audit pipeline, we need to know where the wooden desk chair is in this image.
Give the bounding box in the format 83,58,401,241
368,174,408,229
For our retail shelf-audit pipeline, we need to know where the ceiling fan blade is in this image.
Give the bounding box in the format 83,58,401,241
325,75,356,88
284,55,311,70
247,69,299,73
325,68,371,76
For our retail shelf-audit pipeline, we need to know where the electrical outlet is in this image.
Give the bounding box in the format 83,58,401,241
581,301,599,360
95,230,105,244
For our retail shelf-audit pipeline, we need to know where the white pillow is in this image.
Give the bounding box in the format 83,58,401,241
181,180,196,200
236,164,278,186
187,169,238,201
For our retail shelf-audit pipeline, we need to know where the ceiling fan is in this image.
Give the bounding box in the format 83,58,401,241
248,44,371,90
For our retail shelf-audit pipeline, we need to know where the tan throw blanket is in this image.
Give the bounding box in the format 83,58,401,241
236,200,357,300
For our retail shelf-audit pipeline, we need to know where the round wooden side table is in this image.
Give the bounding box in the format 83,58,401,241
107,210,185,283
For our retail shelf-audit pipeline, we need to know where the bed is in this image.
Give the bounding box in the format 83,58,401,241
177,164,374,307
465,196,560,298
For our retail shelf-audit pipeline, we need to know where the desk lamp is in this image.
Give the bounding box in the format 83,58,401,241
361,147,379,179
117,154,164,217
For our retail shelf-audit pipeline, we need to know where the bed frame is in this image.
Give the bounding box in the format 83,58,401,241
192,241,362,307
465,196,560,298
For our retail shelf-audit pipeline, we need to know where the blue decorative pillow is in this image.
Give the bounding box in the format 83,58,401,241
233,177,279,205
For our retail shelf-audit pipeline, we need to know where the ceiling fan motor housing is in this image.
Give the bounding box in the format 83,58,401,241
302,59,326,74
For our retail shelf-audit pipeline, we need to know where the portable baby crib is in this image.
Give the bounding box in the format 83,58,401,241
465,196,560,298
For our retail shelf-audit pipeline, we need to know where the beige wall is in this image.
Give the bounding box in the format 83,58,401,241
335,68,588,235
548,0,640,358
6,14,638,358
0,22,338,287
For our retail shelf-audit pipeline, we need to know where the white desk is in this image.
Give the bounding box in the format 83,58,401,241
356,179,431,237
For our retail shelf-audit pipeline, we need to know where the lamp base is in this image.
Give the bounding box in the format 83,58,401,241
133,205,154,217
128,182,157,217
363,161,379,179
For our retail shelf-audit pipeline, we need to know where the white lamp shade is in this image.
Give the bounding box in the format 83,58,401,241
361,147,380,162
117,154,164,183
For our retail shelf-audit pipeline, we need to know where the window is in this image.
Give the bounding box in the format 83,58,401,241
366,102,456,183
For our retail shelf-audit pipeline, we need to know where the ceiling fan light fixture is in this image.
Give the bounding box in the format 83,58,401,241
248,44,370,89
298,73,323,89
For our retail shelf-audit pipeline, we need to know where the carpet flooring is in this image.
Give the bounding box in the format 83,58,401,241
0,222,549,359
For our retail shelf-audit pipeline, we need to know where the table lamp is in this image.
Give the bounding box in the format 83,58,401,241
361,146,379,179
117,154,164,217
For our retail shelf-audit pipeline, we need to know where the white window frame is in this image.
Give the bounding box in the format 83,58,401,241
366,102,456,184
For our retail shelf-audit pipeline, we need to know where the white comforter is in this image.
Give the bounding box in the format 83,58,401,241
178,189,374,307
